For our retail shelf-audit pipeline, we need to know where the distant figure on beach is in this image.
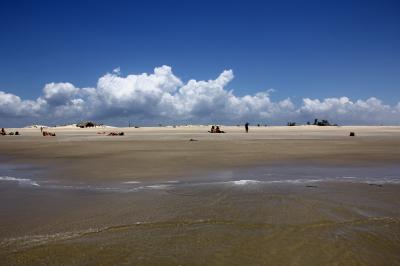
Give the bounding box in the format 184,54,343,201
245,122,249,133
1,128,6,135
40,126,43,132
209,125,215,133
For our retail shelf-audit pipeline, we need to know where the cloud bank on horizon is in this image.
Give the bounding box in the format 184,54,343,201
0,65,399,126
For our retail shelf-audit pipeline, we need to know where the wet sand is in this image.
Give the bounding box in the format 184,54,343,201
1,126,400,265
1,175,400,265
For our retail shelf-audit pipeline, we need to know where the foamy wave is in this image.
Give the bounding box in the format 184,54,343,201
231,180,261,185
122,181,141,184
228,179,323,186
143,184,171,189
269,179,323,184
0,176,40,187
228,177,400,186
43,183,173,192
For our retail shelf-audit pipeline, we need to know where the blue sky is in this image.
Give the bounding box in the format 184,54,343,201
0,0,399,126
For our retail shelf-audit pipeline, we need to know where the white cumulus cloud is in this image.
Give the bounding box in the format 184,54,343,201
298,97,398,124
0,65,399,126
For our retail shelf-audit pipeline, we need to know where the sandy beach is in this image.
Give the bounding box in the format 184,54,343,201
1,125,400,265
1,125,400,182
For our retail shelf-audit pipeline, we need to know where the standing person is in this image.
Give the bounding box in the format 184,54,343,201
245,122,249,133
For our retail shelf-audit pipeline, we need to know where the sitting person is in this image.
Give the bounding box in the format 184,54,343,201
215,126,225,133
208,125,215,133
1,128,6,135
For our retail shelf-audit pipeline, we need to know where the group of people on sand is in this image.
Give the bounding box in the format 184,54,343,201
40,126,57,136
97,131,125,136
209,123,250,133
42,131,56,136
107,131,124,136
208,125,225,133
1,128,20,136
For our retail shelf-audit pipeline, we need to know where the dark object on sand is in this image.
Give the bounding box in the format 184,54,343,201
108,132,124,136
43,131,56,136
287,122,296,126
306,185,317,188
8,132,14,135
245,122,249,133
1,128,6,135
15,131,19,135
189,138,198,141
349,132,355,136
368,183,383,187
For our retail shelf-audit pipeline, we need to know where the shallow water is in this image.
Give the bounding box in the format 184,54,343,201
1,163,400,265
1,164,399,192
